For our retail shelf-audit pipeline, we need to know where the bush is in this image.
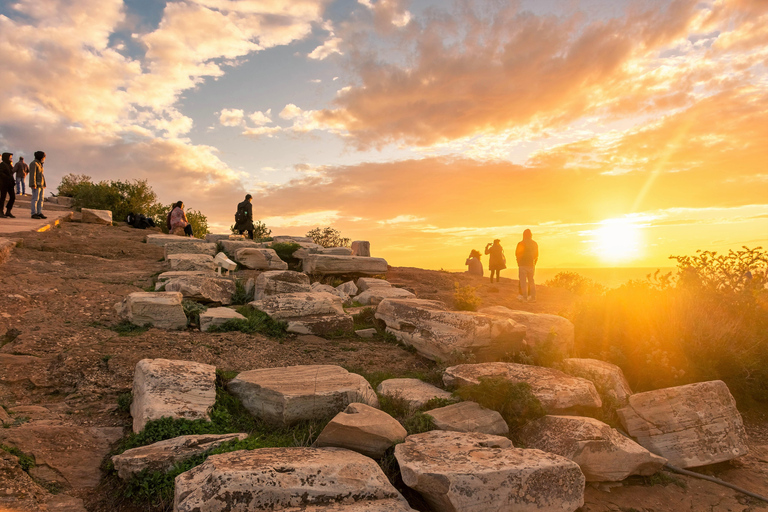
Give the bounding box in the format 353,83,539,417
545,271,606,295
270,242,301,261
182,300,207,328
207,306,287,338
306,227,350,248
453,282,481,311
453,377,545,433
62,176,157,222
57,173,92,197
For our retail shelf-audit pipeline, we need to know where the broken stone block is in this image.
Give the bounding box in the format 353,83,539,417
235,248,289,270
167,253,216,272
163,275,236,304
356,277,391,292
315,403,407,458
356,286,416,305
560,358,633,407
376,378,453,411
426,401,509,436
163,241,216,260
199,307,246,332
478,306,575,356
80,208,112,225
302,255,388,275
252,270,311,300
114,291,188,329
351,240,371,257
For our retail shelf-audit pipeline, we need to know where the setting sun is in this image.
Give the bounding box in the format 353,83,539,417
591,219,644,264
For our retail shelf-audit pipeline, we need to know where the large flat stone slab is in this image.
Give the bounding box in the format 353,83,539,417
444,362,602,413
356,286,416,305
315,403,407,458
253,270,311,300
395,430,585,512
250,291,354,335
376,378,453,411
426,401,509,436
302,255,388,275
174,448,414,512
375,299,527,361
146,234,201,246
218,239,265,258
560,358,633,406
235,247,288,270
199,307,247,332
167,253,216,272
618,380,748,468
114,291,188,329
518,415,666,481
356,277,391,292
478,306,575,356
228,365,379,426
131,359,217,433
163,275,236,304
164,241,216,260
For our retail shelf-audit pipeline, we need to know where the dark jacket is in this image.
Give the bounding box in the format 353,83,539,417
515,239,539,266
485,243,506,271
0,156,14,186
13,161,28,179
234,200,253,231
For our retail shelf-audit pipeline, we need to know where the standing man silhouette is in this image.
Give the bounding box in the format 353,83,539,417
515,229,539,302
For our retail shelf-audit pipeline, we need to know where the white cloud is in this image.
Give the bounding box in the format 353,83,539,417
219,108,246,127
378,215,427,225
248,109,272,125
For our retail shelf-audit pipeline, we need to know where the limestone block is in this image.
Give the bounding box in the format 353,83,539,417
351,240,371,257
173,447,414,512
204,233,233,243
337,280,359,296
311,281,351,303
80,208,112,225
163,275,236,305
315,403,407,458
426,401,509,436
444,362,602,414
167,253,216,272
560,358,633,406
356,277,391,292
518,415,666,481
250,292,345,319
376,378,453,411
227,365,379,426
356,328,377,338
130,359,216,433
375,299,527,362
112,433,247,480
156,271,214,284
146,234,201,246
320,246,354,255
52,195,74,207
163,241,216,260
618,380,748,468
218,239,264,258
235,248,289,270
285,314,354,336
479,306,575,355
200,307,246,332
302,255,388,275
356,286,416,305
114,291,187,329
253,270,311,300
395,430,585,512
273,235,315,244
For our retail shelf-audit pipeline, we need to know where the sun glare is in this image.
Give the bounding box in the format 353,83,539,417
592,219,644,264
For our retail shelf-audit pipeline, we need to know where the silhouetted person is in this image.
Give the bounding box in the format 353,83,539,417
515,229,539,302
465,249,483,277
29,151,46,219
14,156,28,195
170,201,194,237
0,153,16,218
234,194,255,239
485,239,506,283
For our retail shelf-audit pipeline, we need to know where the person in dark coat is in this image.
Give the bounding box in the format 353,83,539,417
515,229,539,302
234,194,255,239
0,152,16,218
484,239,506,283
14,157,28,195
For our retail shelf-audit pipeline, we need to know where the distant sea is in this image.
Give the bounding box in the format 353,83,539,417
442,267,677,289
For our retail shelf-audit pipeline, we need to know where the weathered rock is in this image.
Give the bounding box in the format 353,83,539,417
173,447,414,512
50,195,74,207
560,358,633,406
351,240,371,257
114,291,188,329
218,239,264,258
111,433,247,480
0,405,11,425
199,307,247,331
375,299,527,362
356,277,391,292
518,415,666,481
156,270,214,283
356,328,377,338
146,234,201,246
285,314,354,336
426,401,509,436
395,430,585,512
315,403,407,458
337,280,359,296
163,241,216,260
167,253,216,272
228,365,379,426
163,275,236,304
80,208,112,225
0,237,16,265
250,291,345,319
618,380,748,468
273,235,315,244
478,306,575,355
131,359,217,433
311,281,351,302
444,362,602,413
376,378,453,411
302,255,388,275
235,248,289,270
356,286,416,305
204,233,233,243
253,270,311,300
245,277,255,298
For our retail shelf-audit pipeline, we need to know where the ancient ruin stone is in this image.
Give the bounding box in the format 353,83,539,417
250,291,354,335
618,380,748,468
395,430,585,512
311,281,351,303
80,208,112,225
173,447,414,512
302,255,388,275
273,235,315,244
163,275,236,304
285,314,354,336
130,359,216,433
167,253,216,272
560,358,633,406
235,248,289,270
351,240,371,257
375,299,527,362
163,241,216,260
518,415,666,481
356,277,391,292
199,307,246,331
376,378,453,411
252,270,311,300
218,239,265,258
146,234,201,246
426,401,509,436
356,286,416,305
315,403,407,458
337,280,359,296
111,433,247,480
228,365,379,426
444,362,602,413
114,291,188,329
0,237,16,265
478,306,575,355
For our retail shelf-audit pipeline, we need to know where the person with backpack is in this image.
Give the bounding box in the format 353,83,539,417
234,194,255,239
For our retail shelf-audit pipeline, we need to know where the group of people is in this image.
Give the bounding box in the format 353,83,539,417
465,230,539,302
0,151,47,219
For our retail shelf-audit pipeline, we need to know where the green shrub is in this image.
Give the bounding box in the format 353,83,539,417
352,307,376,330
109,320,150,336
453,377,545,433
117,393,132,413
207,306,287,338
57,173,92,197
0,444,35,471
230,279,252,305
453,282,481,311
270,242,301,261
64,176,157,222
545,271,606,295
306,227,350,248
182,300,207,328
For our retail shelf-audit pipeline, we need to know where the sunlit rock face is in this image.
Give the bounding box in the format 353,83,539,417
478,306,575,356
315,403,407,458
301,255,388,275
517,415,666,481
249,291,354,335
618,380,749,468
425,401,509,436
252,270,311,300
376,378,453,412
163,241,216,259
395,430,585,512
167,253,216,272
114,291,188,329
234,247,288,270
560,358,633,407
163,275,236,304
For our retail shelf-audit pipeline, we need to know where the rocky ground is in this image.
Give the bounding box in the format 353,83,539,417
0,221,767,511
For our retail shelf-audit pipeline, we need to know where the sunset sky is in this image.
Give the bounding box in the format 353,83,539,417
0,0,765,269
